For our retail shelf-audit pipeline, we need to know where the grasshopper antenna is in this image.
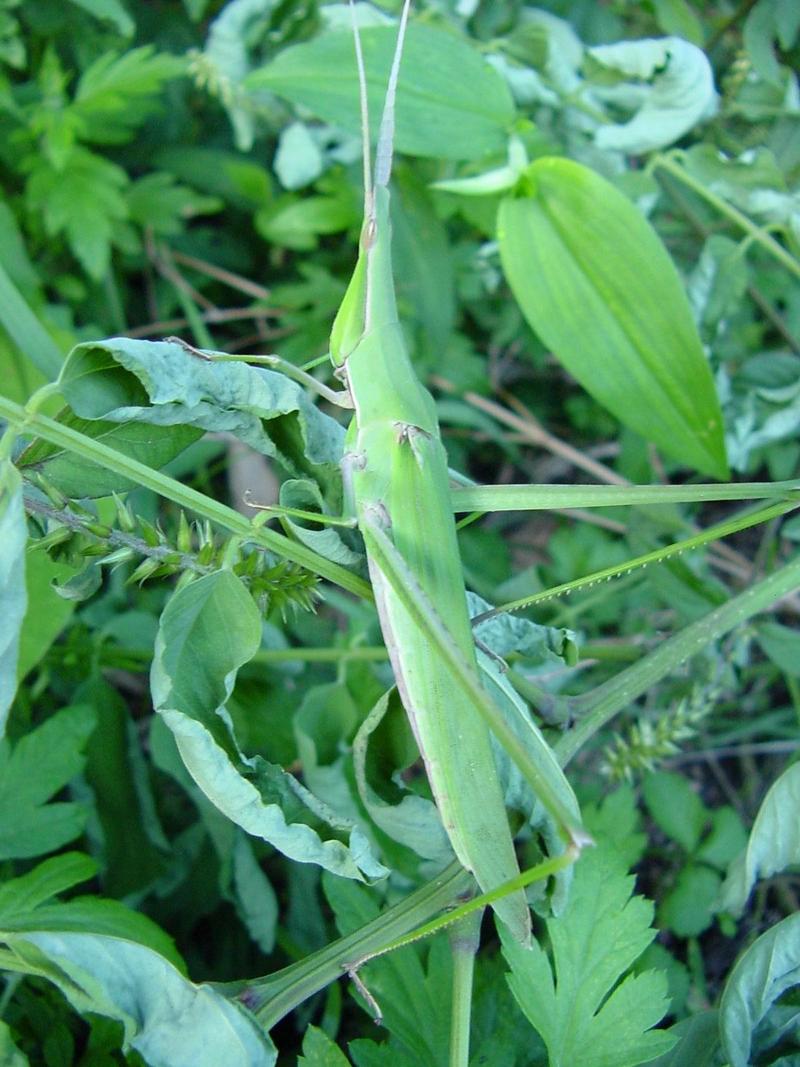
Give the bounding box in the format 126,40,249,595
348,0,373,216
375,0,412,190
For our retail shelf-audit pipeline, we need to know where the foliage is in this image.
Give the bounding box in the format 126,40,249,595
1,0,799,1064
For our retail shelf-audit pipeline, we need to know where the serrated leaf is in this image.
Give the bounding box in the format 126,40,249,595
718,761,800,916
0,461,26,734
4,932,276,1067
152,572,388,881
66,0,135,36
658,864,720,938
502,844,675,1067
58,337,344,493
248,23,514,161
73,46,186,143
590,37,716,154
25,148,128,279
298,1025,350,1066
0,704,96,859
498,158,728,478
126,172,222,235
720,911,800,1067
0,853,97,921
323,874,452,1064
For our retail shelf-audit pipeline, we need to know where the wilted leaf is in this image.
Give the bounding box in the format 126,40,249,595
498,158,728,478
590,37,716,154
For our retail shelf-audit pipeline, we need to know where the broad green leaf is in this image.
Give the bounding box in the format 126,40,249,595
279,479,363,568
0,261,63,380
744,0,800,85
247,23,515,161
230,833,278,955
352,690,454,867
642,771,707,853
274,122,325,191
756,620,800,676
0,1020,27,1067
719,911,800,1067
16,549,75,682
17,408,202,498
498,158,728,478
59,337,344,491
0,704,96,859
298,1025,350,1066
718,761,800,916
502,843,675,1067
0,462,27,734
642,1012,720,1066
152,572,387,881
391,166,456,364
658,864,720,938
589,37,716,154
5,932,276,1067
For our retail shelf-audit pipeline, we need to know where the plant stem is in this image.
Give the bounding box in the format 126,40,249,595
0,395,371,600
448,912,482,1067
555,552,800,764
653,153,800,282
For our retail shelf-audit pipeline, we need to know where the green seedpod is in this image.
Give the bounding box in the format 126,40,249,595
177,511,192,554
112,492,136,532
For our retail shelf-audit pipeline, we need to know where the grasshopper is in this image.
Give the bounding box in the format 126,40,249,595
328,0,589,945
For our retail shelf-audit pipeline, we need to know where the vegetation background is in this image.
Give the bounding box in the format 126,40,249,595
1,0,799,1064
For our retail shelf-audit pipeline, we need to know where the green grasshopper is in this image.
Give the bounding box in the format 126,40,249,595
325,0,590,945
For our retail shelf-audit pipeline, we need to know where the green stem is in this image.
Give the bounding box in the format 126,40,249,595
448,912,482,1067
652,153,800,282
245,863,472,1028
555,552,800,764
0,395,371,600
452,479,800,512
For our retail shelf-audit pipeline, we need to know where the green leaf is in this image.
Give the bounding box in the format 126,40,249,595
658,864,720,938
502,842,675,1067
248,23,515,161
498,158,728,478
0,853,97,921
17,548,75,682
642,771,707,853
73,46,187,143
0,462,27,734
352,690,454,867
641,1012,720,1066
4,932,276,1067
589,37,716,154
298,1025,350,1067
323,874,452,1064
0,261,63,380
58,337,344,492
25,149,128,280
719,911,800,1067
17,408,202,498
756,620,800,676
718,761,800,916
126,172,222,236
0,704,96,859
0,1020,28,1067
279,479,363,569
744,0,800,85
66,0,135,35
152,572,388,881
